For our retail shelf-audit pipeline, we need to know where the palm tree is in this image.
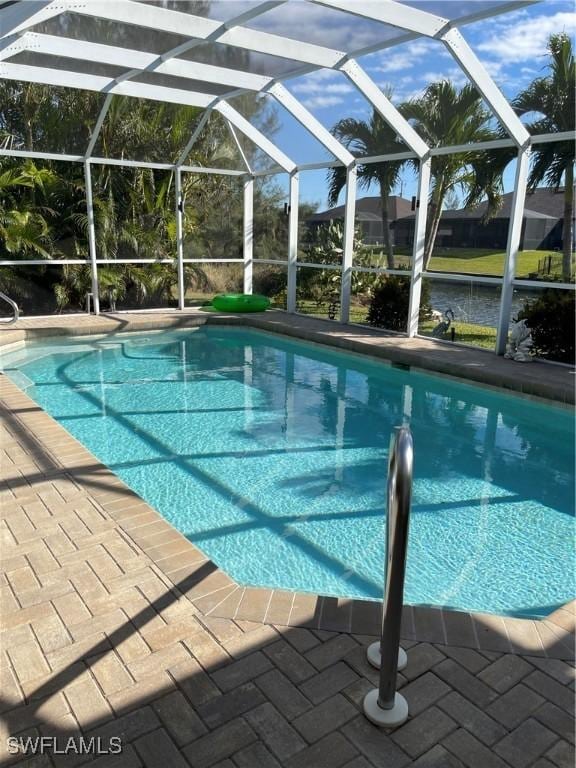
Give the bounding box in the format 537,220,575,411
401,81,502,270
513,33,575,281
0,162,56,259
328,109,407,268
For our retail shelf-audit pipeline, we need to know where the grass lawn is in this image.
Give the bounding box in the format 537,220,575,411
381,247,574,280
419,319,496,350
297,299,496,350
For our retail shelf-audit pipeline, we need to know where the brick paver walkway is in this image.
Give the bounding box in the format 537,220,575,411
0,320,574,768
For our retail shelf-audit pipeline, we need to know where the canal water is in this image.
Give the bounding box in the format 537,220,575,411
428,282,539,326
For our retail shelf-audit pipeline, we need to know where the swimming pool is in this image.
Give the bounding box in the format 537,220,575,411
3,327,574,618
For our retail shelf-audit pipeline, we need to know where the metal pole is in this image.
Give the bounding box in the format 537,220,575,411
287,171,299,313
340,164,357,323
407,157,431,336
243,175,254,294
84,160,100,315
495,146,530,354
175,168,185,310
364,426,413,728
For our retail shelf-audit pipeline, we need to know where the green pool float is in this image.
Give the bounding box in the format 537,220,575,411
211,293,270,313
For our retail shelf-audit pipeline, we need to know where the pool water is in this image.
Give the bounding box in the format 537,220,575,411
3,327,574,618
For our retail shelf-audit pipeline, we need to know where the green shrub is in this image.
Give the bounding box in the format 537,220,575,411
516,289,575,363
367,276,432,332
253,266,287,298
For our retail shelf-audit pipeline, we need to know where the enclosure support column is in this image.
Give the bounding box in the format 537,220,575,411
84,161,100,315
175,168,185,310
496,146,530,355
243,176,254,294
407,158,431,337
287,171,299,313
340,164,357,324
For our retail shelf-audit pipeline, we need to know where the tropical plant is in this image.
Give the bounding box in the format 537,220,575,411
513,33,575,281
367,275,432,331
516,289,575,363
328,109,407,268
0,67,277,313
401,81,502,269
0,161,58,259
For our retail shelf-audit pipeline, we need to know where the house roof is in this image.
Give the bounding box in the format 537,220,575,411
390,188,573,224
441,188,569,221
308,196,414,223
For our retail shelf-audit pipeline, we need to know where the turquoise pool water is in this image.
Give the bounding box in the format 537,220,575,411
3,327,574,617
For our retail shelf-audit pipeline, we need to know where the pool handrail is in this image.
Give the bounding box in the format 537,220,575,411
363,425,413,727
0,292,19,325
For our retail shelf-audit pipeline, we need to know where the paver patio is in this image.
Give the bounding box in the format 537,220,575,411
0,312,574,768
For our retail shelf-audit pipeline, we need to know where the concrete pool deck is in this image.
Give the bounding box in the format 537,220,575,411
1,311,574,768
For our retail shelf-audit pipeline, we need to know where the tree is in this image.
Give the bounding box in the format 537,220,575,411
401,82,502,269
328,109,407,268
513,33,575,281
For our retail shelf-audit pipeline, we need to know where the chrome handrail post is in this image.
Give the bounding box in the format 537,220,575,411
363,426,413,727
0,292,20,324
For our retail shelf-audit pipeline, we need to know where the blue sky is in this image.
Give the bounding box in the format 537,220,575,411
237,0,575,210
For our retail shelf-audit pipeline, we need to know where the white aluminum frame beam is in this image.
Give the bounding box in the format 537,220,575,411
0,64,294,174
267,83,354,166
177,110,213,167
407,159,431,336
20,0,345,69
83,160,100,315
316,0,530,149
313,0,451,36
243,177,254,294
287,171,299,313
440,27,529,148
226,119,252,173
339,59,429,158
0,1,56,38
0,62,216,107
496,147,531,354
175,168,185,310
14,33,273,92
216,102,296,173
340,165,357,323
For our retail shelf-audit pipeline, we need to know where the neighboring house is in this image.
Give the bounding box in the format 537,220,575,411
306,196,413,245
307,189,574,251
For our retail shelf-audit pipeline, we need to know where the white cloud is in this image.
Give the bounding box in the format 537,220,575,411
476,11,576,63
417,68,469,88
370,51,414,74
289,69,353,108
300,95,344,109
293,81,353,95
249,2,402,53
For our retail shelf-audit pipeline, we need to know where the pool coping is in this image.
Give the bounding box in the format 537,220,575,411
1,320,574,661
0,308,574,405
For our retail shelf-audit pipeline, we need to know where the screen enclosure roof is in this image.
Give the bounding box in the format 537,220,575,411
0,0,540,169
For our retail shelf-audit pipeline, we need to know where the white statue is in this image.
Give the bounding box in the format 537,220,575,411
505,319,533,362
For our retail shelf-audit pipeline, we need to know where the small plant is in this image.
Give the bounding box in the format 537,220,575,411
516,289,575,363
367,276,432,332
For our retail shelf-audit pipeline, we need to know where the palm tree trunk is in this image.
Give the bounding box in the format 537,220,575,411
562,163,574,281
423,184,445,270
379,191,395,269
